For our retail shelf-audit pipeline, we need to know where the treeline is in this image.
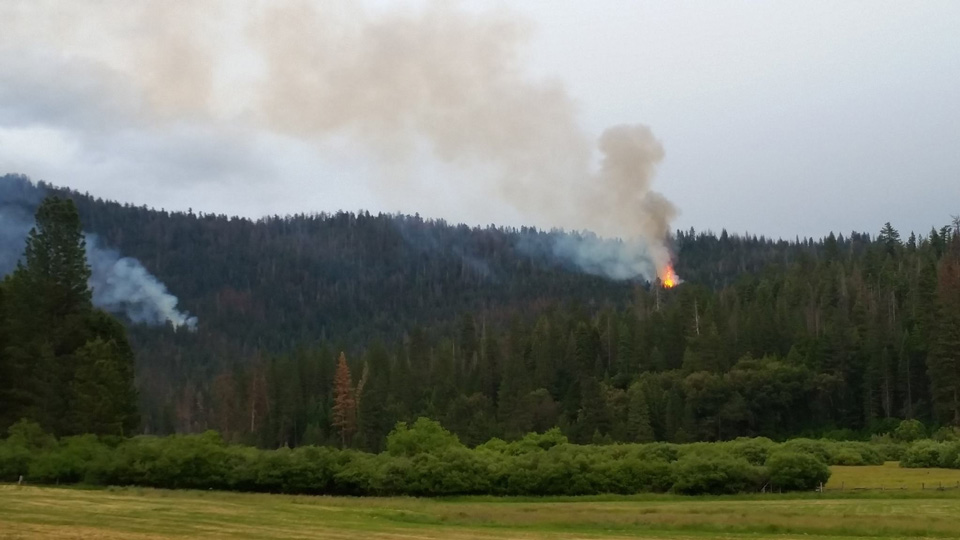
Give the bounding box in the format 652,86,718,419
0,175,840,436
196,222,960,450
2,175,959,451
8,417,909,496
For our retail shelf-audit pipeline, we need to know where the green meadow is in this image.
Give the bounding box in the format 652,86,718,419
3,465,960,540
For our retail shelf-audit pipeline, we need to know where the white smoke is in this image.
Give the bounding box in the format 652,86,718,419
0,176,196,330
85,235,197,331
0,1,679,281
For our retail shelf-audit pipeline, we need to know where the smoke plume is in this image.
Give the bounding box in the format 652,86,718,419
0,176,197,330
85,235,198,331
0,0,677,281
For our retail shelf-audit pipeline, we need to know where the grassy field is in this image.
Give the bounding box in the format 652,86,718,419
826,461,960,491
3,465,960,539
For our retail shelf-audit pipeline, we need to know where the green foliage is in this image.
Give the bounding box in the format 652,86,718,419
900,441,945,468
827,442,884,466
894,419,927,442
28,434,109,484
727,437,776,466
671,454,764,495
1,193,138,437
6,419,56,450
8,419,924,496
386,418,463,457
5,176,960,452
936,442,960,469
780,439,831,464
933,426,960,442
765,451,830,490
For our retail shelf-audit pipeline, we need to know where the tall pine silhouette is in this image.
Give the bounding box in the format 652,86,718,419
929,223,960,424
0,196,138,435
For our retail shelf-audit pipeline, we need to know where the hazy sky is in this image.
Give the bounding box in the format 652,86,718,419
1,0,958,240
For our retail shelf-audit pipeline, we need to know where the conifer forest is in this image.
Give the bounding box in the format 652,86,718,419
3,173,959,454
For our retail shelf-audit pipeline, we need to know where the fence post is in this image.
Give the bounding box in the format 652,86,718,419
17,475,23,486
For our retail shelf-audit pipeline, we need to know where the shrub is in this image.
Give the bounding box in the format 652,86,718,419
766,451,830,491
936,442,960,469
2,417,926,496
728,437,775,465
332,451,387,495
932,427,960,442
0,420,57,482
386,418,463,457
779,439,830,463
901,441,944,468
672,455,763,495
509,428,569,454
831,448,865,466
6,420,57,450
868,434,906,461
251,445,337,494
827,442,883,465
893,419,926,442
595,457,674,494
635,442,679,463
0,441,32,481
29,434,109,484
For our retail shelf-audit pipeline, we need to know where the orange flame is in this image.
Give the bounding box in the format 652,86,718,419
659,264,679,289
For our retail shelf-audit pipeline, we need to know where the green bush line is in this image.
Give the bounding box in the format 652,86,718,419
2,418,921,497
901,440,960,469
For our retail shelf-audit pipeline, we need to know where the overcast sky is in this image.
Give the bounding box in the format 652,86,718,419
1,0,958,240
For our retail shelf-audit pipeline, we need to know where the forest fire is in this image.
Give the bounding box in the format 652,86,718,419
659,264,679,288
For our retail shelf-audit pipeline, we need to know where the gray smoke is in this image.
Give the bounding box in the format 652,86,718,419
0,177,197,330
0,0,678,282
85,235,198,331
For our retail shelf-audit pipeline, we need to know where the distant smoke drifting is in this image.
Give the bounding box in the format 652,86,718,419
0,1,677,281
86,235,198,330
0,177,197,330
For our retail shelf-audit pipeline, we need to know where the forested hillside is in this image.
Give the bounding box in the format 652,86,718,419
1,174,958,451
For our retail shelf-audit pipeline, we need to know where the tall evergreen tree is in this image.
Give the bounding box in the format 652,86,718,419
879,222,902,255
331,352,357,447
928,231,960,424
357,342,392,452
626,381,655,442
3,197,97,433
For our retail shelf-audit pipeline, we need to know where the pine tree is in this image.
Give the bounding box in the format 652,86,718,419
2,197,100,433
357,342,392,452
79,310,140,435
574,376,610,442
70,337,135,436
0,284,9,428
878,222,901,256
928,231,960,424
12,196,92,319
626,382,655,442
331,352,357,447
